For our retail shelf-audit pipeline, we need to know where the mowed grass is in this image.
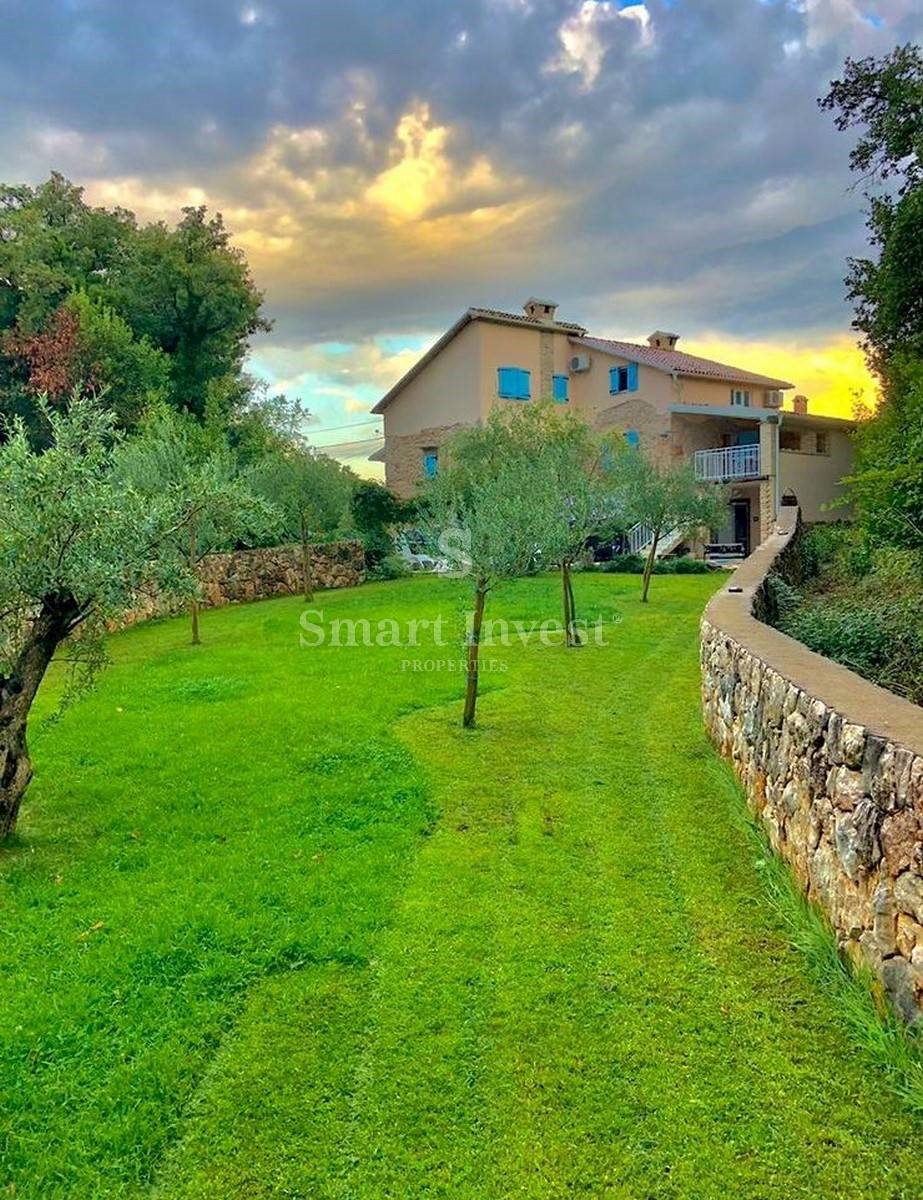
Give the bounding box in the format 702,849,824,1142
0,573,919,1198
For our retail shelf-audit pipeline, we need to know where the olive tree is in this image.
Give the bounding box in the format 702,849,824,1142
616,452,727,602
250,448,353,600
421,414,545,727
118,408,278,643
0,399,260,838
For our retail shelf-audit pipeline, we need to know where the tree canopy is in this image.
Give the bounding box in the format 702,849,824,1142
0,174,269,434
822,45,923,552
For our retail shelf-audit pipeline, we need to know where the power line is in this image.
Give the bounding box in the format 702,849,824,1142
304,417,382,435
309,435,384,451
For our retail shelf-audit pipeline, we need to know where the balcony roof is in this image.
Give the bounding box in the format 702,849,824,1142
670,403,857,428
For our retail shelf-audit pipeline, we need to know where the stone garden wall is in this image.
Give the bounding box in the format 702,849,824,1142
121,540,365,627
701,509,923,1023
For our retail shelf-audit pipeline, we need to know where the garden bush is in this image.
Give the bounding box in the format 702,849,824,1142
599,554,710,575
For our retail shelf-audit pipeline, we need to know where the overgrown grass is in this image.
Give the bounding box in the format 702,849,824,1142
1,574,920,1198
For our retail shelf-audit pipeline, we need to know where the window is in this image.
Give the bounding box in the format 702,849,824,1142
731,389,751,407
552,374,569,403
609,363,639,395
625,429,640,448
498,366,531,400
780,430,802,452
422,448,438,479
815,430,829,455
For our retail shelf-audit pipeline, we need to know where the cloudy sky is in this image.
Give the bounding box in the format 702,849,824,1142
2,0,920,472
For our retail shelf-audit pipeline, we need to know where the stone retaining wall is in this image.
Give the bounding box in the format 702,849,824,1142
701,510,923,1023
121,540,365,627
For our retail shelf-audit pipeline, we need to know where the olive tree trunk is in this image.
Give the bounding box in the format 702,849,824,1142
0,594,81,839
300,515,314,602
641,525,662,603
188,514,201,646
462,578,489,728
561,560,583,647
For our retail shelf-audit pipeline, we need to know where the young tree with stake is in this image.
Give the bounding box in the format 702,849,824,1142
119,408,278,643
250,448,353,600
421,416,545,727
616,452,727,602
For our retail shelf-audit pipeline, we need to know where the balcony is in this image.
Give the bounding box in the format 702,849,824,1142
694,444,761,482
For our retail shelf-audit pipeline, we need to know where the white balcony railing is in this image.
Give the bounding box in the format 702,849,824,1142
694,444,761,482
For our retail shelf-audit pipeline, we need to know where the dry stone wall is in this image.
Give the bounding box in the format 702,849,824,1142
120,540,365,627
701,511,923,1023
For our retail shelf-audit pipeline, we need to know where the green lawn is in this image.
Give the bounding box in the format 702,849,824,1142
1,573,919,1198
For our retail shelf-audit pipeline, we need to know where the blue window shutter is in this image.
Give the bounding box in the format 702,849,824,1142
609,366,619,395
553,374,568,403
498,366,530,399
626,430,640,448
422,450,438,478
627,362,639,391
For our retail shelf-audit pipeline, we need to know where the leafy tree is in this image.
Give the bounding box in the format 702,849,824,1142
820,45,923,373
118,409,279,644
616,453,726,602
0,398,239,838
844,354,923,552
3,291,169,430
822,47,923,551
250,448,353,599
0,176,269,432
0,173,134,335
463,402,612,647
350,479,408,567
421,417,549,727
108,206,270,420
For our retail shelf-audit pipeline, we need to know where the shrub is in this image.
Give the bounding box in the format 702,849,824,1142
369,553,411,581
599,554,709,575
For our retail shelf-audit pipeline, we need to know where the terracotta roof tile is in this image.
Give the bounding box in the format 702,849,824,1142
574,335,794,390
469,307,587,334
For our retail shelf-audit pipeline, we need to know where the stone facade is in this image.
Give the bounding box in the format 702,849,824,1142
119,540,365,628
701,512,923,1022
383,424,463,499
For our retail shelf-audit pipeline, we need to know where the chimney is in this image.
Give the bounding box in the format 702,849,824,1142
648,330,680,351
792,394,809,415
523,297,558,324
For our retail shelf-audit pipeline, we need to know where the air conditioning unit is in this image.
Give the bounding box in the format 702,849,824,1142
764,389,782,408
570,354,590,373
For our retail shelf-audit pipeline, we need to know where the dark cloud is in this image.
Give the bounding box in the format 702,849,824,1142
1,0,921,352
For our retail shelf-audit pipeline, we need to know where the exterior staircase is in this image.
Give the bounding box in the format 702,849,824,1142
626,522,685,559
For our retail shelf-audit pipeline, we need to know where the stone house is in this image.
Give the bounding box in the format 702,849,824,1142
370,299,856,555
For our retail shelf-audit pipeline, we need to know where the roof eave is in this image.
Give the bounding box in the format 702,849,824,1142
372,309,475,414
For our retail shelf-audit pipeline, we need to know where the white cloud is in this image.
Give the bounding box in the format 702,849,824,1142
546,1,652,89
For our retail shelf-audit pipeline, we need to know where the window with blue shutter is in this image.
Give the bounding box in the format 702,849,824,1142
609,363,639,394
552,374,568,403
625,430,640,448
498,366,531,400
422,449,438,479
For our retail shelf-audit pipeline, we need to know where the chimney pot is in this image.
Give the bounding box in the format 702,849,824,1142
792,394,809,414
648,330,680,350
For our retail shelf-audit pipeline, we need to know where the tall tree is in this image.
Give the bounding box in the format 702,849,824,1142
108,206,270,421
0,176,270,434
0,398,263,838
820,45,923,373
821,46,923,550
